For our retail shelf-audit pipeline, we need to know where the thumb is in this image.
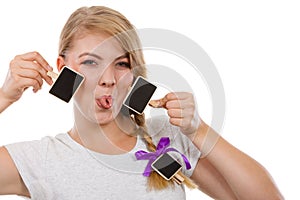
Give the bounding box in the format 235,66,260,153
149,95,168,108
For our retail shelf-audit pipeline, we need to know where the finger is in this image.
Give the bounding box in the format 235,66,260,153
16,69,43,89
170,117,193,129
167,109,183,118
149,91,193,108
17,77,41,93
169,117,183,127
18,60,53,85
17,51,53,72
149,92,192,108
165,99,181,109
167,107,195,120
165,92,191,100
149,95,168,108
166,98,194,109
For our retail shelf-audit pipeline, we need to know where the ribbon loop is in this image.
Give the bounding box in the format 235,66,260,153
135,137,191,177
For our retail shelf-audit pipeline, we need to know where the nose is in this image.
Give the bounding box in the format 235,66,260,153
98,65,116,87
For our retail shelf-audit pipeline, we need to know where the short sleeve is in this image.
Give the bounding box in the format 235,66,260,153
147,115,201,177
5,137,50,199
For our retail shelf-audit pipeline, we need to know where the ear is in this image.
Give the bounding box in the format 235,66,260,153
56,56,65,72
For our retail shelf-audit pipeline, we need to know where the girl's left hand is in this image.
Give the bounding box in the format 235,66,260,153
149,92,201,136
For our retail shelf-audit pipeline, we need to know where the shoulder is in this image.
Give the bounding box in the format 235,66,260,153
4,133,75,161
146,115,169,134
146,115,185,143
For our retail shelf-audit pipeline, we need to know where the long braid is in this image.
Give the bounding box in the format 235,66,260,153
133,113,198,190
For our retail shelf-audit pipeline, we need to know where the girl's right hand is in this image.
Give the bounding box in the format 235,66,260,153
0,51,53,104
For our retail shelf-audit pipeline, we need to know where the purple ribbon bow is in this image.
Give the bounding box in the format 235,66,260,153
135,137,191,177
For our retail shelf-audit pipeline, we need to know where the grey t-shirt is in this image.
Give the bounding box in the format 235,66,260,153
5,116,201,200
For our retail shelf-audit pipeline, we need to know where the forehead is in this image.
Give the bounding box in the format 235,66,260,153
71,32,126,59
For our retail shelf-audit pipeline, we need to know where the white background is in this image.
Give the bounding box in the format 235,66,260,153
0,0,299,199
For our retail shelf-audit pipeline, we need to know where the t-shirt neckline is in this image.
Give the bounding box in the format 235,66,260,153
62,132,142,158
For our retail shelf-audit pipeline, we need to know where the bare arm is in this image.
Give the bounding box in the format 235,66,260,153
0,89,13,113
190,120,284,200
151,92,284,199
191,157,237,200
0,51,52,196
0,146,29,197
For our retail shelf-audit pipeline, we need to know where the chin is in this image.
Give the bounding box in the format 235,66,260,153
94,112,115,125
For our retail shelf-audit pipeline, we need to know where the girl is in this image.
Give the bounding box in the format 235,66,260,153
0,6,283,199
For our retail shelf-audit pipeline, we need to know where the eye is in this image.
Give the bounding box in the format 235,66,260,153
116,61,130,69
81,59,98,66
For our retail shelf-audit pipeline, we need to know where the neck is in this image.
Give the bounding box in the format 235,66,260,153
70,105,138,154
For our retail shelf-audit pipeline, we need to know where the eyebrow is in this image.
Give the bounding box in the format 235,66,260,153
78,52,129,61
114,53,129,61
78,53,103,60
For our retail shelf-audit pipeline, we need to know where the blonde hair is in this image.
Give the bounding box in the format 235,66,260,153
59,6,197,190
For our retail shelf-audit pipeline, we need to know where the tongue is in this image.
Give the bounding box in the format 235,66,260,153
99,96,112,109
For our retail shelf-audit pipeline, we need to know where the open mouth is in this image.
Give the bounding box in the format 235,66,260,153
96,95,113,109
